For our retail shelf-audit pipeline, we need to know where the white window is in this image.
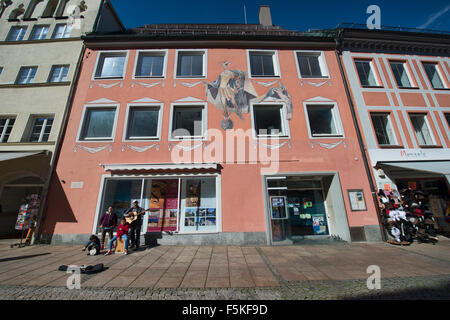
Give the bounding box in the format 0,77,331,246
355,60,378,87
94,52,127,79
410,114,435,146
52,23,72,39
0,117,15,143
170,104,206,139
252,104,289,138
390,61,412,88
48,65,69,82
134,51,166,78
248,50,279,77
79,107,117,141
29,116,53,142
175,50,206,78
295,51,328,78
16,67,37,84
422,62,445,89
29,25,49,40
371,113,397,146
125,106,161,140
6,26,27,41
305,104,343,137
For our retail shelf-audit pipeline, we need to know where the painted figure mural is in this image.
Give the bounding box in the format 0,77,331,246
204,61,293,130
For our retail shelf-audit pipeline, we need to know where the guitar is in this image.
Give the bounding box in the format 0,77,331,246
125,209,150,224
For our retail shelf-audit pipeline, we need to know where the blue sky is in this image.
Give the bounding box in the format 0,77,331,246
110,0,450,32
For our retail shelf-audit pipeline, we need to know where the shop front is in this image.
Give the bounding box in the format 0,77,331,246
94,165,222,239
263,173,351,244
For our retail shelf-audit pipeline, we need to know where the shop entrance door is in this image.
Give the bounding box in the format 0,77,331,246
267,176,330,243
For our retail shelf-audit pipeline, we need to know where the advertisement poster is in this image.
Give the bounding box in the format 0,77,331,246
312,215,327,235
348,190,367,211
186,180,201,207
271,196,287,219
147,209,162,232
165,180,179,209
147,180,179,232
184,207,197,227
205,208,216,226
150,180,167,209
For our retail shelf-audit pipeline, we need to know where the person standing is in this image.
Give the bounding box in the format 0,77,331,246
125,201,144,251
99,206,117,250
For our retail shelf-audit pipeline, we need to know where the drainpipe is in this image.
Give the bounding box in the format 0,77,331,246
33,44,87,244
334,29,386,242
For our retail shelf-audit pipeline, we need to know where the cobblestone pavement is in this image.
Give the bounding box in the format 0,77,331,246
0,239,449,300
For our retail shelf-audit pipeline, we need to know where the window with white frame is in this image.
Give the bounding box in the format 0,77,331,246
422,62,445,89
371,113,397,146
249,51,279,77
135,51,166,78
390,61,412,88
409,114,434,146
171,105,205,139
296,52,327,78
29,25,49,40
0,117,15,143
252,104,288,137
29,116,53,142
51,23,72,39
6,26,27,41
126,106,161,140
305,104,342,137
175,51,206,78
79,107,117,141
94,52,127,79
355,60,378,87
16,67,37,84
48,65,69,82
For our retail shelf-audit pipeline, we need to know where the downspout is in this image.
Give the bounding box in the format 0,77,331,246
33,43,87,244
333,29,386,242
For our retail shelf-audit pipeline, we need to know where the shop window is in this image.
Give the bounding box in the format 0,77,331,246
390,61,412,88
29,25,49,40
422,62,445,89
94,52,127,79
29,116,53,142
97,177,219,234
6,26,27,41
175,50,206,78
135,51,166,78
0,117,15,143
248,50,279,77
252,104,288,137
171,105,205,139
371,113,397,146
48,65,69,82
355,59,378,87
296,51,328,78
16,67,37,84
305,104,343,137
125,106,161,140
409,114,435,146
79,107,117,141
51,23,72,39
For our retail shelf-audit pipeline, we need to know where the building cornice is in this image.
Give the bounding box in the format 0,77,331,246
0,37,82,46
0,82,71,89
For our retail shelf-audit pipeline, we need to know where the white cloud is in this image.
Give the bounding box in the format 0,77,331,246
417,5,450,29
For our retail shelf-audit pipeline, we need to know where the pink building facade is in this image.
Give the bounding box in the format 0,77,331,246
39,23,383,245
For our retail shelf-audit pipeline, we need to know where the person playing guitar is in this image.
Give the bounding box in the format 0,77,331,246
124,201,149,251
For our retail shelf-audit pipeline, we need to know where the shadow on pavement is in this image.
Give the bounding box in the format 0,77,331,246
0,252,51,263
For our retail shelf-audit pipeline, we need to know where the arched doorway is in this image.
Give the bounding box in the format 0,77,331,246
0,176,44,239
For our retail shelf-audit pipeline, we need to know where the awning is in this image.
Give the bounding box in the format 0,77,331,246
103,163,219,172
378,161,450,183
0,151,46,162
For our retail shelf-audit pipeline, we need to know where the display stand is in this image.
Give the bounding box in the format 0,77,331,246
10,195,40,249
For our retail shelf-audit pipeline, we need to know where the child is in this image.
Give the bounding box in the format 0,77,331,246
82,234,100,255
105,218,129,255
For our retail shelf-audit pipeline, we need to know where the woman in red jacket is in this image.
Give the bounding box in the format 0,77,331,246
105,218,129,255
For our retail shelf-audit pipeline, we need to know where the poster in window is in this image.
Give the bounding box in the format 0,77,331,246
184,207,197,227
270,196,287,219
165,180,179,209
348,190,367,211
185,180,201,207
312,215,327,235
150,180,167,209
147,209,161,232
205,208,216,226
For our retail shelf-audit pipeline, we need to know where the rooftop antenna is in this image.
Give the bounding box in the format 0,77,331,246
244,5,247,24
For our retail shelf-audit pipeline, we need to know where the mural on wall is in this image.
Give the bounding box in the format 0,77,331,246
204,61,293,130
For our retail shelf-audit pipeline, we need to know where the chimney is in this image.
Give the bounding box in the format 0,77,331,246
258,6,272,27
